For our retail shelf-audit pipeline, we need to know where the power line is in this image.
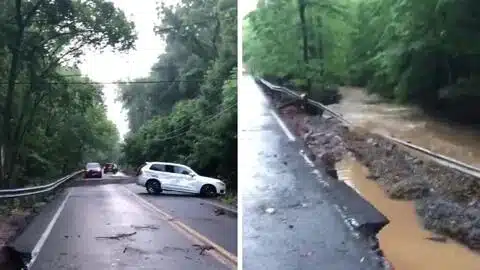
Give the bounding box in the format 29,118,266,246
0,79,227,85
152,101,236,140
142,102,236,142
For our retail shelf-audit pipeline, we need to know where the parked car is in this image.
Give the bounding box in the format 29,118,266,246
103,163,118,174
85,162,102,178
136,162,226,197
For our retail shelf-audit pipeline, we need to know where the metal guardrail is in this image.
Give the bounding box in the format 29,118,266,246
257,77,480,178
0,170,84,199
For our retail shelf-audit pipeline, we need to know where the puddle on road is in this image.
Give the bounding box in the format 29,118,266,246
335,156,480,270
328,87,480,168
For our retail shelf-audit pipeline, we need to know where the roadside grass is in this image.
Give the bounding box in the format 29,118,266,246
220,192,237,207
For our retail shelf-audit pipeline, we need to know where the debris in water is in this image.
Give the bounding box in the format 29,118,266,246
265,208,276,214
425,236,447,243
360,257,365,263
95,232,137,240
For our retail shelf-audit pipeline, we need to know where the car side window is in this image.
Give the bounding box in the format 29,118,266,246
174,166,191,175
149,164,165,172
165,165,175,173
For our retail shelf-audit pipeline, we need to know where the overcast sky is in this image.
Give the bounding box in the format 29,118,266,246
79,0,258,141
240,0,258,18
79,0,175,141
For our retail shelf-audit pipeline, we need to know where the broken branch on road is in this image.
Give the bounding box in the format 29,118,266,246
192,244,214,255
95,232,137,240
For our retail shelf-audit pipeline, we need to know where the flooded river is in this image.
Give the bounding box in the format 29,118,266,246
336,157,480,270
328,87,480,168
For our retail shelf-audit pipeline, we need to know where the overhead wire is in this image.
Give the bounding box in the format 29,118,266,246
143,101,237,142
0,79,226,85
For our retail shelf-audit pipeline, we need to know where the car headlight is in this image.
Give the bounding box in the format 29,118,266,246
217,181,225,186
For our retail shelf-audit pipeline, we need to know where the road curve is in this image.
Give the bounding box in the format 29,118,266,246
13,183,232,270
239,75,383,270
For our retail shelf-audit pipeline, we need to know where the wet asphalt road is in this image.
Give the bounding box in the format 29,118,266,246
124,184,238,255
239,75,382,270
13,174,235,270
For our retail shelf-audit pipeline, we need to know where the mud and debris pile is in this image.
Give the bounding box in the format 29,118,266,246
278,104,480,250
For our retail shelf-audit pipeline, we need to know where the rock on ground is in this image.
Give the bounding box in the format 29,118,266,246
387,179,431,200
416,198,480,250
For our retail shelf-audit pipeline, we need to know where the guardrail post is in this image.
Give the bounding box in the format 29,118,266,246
300,93,323,116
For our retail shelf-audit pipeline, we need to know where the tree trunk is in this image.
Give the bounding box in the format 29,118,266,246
298,0,311,93
1,0,24,187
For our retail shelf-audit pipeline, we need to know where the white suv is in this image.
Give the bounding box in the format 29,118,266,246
136,162,226,197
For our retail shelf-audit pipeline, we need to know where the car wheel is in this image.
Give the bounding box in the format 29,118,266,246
200,184,217,198
146,180,162,195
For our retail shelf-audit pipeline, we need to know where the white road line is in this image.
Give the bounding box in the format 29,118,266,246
270,109,296,141
122,186,237,267
299,150,315,167
27,190,71,268
312,169,330,187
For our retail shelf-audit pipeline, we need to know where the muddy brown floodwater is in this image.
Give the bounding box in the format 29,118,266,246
336,156,480,270
328,87,480,168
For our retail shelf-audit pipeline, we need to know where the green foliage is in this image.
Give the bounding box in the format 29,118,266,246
0,0,136,187
120,0,237,190
244,0,480,122
244,0,352,87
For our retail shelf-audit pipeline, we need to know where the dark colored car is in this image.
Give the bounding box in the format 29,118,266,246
103,163,118,174
85,162,102,178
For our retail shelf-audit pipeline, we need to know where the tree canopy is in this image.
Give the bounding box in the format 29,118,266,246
244,0,480,122
0,0,136,188
119,0,237,190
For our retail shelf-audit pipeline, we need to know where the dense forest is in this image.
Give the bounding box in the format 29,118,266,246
118,0,237,193
0,0,136,188
244,0,480,122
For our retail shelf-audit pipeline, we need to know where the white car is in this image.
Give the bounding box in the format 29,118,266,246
136,162,226,197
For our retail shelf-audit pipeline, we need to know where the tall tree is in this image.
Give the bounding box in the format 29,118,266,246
0,0,136,187
119,0,238,190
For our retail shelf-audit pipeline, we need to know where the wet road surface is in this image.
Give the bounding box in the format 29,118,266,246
125,184,237,255
239,75,382,270
13,181,234,269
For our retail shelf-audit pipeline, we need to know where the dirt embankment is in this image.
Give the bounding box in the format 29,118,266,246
0,177,78,248
0,195,56,248
278,104,480,251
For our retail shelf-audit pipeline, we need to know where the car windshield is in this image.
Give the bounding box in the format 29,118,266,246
86,163,100,169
